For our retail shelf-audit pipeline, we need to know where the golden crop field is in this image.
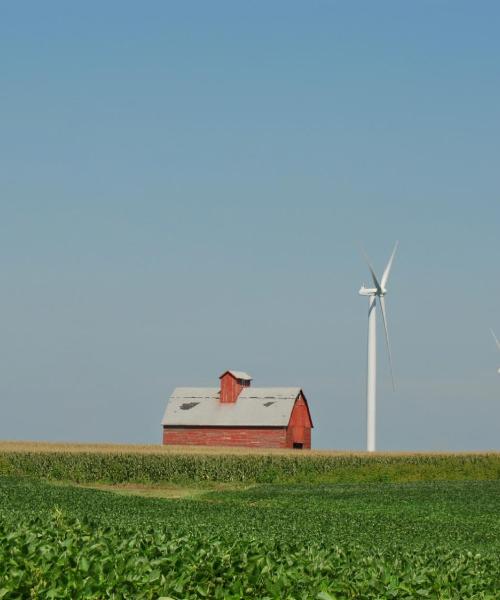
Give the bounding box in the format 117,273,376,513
0,439,497,456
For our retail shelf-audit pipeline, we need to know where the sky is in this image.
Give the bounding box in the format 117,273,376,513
0,1,499,451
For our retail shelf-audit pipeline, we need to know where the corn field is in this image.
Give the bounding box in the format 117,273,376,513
0,443,498,484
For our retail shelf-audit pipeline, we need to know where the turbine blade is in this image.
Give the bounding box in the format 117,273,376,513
491,329,500,351
381,241,399,290
379,295,396,391
362,248,382,292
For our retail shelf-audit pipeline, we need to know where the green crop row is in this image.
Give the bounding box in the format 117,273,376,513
0,450,499,484
0,510,498,600
2,477,499,552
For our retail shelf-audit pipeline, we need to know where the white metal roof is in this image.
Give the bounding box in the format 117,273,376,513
162,387,301,427
223,370,252,381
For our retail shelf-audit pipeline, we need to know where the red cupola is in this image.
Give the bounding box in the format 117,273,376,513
219,370,252,403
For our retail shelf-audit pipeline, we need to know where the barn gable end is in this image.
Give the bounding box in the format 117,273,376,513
287,392,313,449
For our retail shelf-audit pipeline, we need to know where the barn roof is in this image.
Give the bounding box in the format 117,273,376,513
162,387,302,427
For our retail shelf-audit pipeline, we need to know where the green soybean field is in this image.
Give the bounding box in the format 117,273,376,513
0,475,499,599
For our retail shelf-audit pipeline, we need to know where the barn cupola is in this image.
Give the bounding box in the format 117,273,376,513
219,370,252,403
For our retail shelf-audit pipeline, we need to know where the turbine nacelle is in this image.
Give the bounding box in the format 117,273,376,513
359,286,378,296
359,286,387,297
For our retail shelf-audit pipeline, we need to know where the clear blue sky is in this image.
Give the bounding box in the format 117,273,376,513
1,1,499,450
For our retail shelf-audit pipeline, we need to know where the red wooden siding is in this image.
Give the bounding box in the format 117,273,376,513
163,426,288,448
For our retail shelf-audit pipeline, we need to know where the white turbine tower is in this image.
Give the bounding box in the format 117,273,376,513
490,329,500,374
359,242,398,452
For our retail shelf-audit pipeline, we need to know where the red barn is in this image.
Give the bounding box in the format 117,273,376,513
162,370,313,449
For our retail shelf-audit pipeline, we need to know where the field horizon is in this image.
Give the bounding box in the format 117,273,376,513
1,439,499,456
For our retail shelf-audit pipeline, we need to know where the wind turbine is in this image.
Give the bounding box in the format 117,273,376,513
490,329,500,374
359,242,398,452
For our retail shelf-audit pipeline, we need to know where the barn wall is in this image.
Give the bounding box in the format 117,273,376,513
163,426,287,448
285,426,311,449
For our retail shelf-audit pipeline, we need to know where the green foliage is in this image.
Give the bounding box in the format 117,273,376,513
0,509,498,599
2,478,500,551
0,477,499,598
0,450,498,484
